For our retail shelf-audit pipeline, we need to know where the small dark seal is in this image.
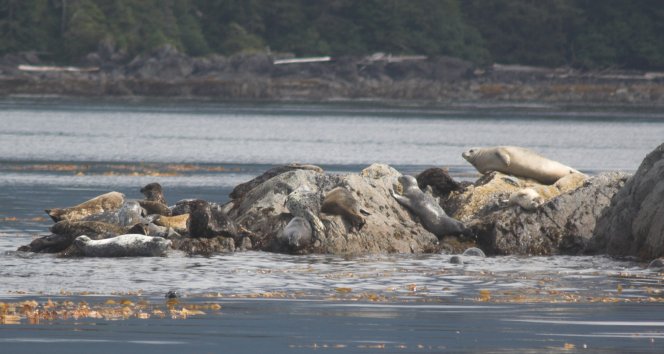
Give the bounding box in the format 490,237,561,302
416,168,463,198
139,183,171,216
187,200,237,238
321,187,369,231
140,182,167,204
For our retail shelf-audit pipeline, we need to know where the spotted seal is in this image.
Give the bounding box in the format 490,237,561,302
285,186,325,239
462,146,583,185
320,187,369,231
45,191,125,222
416,168,464,197
277,216,313,251
391,175,469,238
73,234,171,257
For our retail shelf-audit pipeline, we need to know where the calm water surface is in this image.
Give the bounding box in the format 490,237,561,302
1,98,663,353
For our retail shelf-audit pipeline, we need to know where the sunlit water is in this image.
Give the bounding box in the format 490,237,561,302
1,98,663,353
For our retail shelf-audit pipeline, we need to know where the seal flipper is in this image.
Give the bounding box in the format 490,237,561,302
496,149,511,167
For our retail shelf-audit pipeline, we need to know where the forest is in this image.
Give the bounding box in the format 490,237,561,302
0,0,662,70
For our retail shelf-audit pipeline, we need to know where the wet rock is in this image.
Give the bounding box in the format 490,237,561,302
468,172,628,256
588,143,664,260
170,235,236,255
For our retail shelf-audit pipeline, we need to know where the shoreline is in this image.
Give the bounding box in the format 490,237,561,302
2,50,663,105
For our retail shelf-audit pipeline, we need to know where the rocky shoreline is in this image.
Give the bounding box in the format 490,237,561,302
2,46,664,104
18,143,664,266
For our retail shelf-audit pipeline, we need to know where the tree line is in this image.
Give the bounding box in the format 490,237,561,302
1,0,662,70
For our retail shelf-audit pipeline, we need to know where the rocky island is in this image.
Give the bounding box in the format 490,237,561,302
18,142,664,266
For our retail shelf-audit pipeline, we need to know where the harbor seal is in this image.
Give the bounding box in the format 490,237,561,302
508,188,544,211
285,186,325,239
320,187,369,231
416,168,464,197
73,234,171,257
187,200,237,238
140,182,167,204
45,191,125,222
17,220,150,254
462,146,582,184
277,216,313,251
391,175,470,238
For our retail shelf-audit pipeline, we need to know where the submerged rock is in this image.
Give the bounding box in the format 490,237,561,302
588,143,664,261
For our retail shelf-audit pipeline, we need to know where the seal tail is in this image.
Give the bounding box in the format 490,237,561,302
45,208,62,222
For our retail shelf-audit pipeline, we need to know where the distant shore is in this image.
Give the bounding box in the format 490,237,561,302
1,48,663,105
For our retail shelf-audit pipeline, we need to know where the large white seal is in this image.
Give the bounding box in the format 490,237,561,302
462,146,582,184
73,234,171,257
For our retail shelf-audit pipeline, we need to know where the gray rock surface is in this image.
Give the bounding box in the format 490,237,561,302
467,172,628,256
588,143,664,260
226,164,445,255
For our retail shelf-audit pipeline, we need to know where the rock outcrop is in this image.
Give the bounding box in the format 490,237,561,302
588,143,664,260
463,173,628,255
226,163,466,255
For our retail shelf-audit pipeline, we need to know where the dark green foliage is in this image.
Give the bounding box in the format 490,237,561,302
0,0,662,70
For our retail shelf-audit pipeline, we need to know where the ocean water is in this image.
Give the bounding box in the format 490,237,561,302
1,97,664,353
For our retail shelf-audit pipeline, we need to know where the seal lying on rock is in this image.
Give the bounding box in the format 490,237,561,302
508,188,544,211
462,146,582,184
45,191,125,222
285,186,325,239
73,234,171,257
391,175,469,238
321,187,369,231
18,221,147,254
277,216,313,251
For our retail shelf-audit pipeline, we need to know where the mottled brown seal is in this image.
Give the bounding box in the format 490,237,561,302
45,191,125,222
462,146,582,185
320,187,369,231
140,182,167,204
